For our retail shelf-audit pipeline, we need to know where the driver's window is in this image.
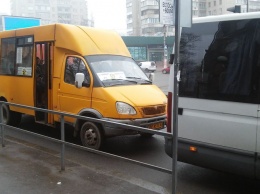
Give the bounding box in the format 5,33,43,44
64,56,90,85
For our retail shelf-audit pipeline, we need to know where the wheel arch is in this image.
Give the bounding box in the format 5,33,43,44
0,96,21,126
73,108,104,137
0,96,7,102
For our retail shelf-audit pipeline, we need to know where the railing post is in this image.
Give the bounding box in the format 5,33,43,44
172,0,181,193
60,115,65,171
0,102,5,147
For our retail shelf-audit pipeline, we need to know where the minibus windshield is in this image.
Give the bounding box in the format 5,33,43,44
86,55,151,86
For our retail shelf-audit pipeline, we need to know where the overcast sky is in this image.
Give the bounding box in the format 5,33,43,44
0,0,127,34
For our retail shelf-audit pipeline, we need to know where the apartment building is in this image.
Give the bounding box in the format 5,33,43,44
203,0,260,16
10,0,93,26
127,0,174,36
127,0,260,36
234,0,260,12
126,0,141,35
207,0,235,15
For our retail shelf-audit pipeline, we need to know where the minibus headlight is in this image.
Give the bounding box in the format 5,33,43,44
116,102,136,115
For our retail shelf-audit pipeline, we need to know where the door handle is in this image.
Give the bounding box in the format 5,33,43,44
178,108,183,115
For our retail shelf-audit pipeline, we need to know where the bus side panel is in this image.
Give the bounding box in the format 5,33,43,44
179,98,257,152
52,77,60,123
178,138,255,178
1,76,34,115
177,98,257,178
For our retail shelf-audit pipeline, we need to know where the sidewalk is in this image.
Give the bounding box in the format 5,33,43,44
0,138,160,194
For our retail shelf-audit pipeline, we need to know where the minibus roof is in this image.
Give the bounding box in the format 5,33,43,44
192,12,260,24
0,23,131,57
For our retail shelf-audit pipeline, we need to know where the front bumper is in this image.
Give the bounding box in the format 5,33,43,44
102,115,166,137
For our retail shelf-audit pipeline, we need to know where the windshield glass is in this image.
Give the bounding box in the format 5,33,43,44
85,55,151,86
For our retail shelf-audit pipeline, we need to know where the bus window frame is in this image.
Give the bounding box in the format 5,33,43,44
0,35,34,77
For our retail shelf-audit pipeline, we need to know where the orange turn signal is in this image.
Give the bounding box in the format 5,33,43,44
189,146,197,152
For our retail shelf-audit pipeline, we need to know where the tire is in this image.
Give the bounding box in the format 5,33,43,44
140,132,154,138
162,70,166,74
80,122,104,150
12,112,22,126
1,103,10,125
1,103,22,126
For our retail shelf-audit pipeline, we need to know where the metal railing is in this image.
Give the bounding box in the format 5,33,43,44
0,100,173,179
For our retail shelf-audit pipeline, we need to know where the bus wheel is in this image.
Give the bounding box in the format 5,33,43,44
12,112,22,126
1,103,9,124
1,103,22,126
80,122,104,150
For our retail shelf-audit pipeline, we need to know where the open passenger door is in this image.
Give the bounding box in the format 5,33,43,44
34,42,53,124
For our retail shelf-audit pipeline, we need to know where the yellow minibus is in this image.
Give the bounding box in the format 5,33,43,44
0,24,167,149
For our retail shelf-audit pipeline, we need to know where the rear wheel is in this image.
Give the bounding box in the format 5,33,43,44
80,122,104,150
1,103,22,126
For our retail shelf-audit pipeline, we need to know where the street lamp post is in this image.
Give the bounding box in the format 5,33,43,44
163,24,168,68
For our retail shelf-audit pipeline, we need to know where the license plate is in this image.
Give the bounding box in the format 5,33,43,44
148,122,164,130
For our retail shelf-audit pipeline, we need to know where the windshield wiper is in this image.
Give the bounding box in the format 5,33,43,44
126,77,152,84
125,76,142,79
103,79,138,86
109,78,138,83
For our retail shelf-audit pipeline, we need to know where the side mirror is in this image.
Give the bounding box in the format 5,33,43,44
75,73,84,88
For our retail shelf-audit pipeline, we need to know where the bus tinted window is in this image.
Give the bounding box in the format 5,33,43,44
0,38,15,75
179,19,260,104
16,46,33,76
16,36,33,76
0,36,33,76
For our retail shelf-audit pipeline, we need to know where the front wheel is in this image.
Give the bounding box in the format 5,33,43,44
162,70,166,74
80,122,104,150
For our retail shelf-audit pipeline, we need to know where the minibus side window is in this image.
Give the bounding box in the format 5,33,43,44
15,36,33,76
0,38,15,75
64,56,90,85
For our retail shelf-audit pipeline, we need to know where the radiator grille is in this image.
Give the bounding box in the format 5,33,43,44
141,105,166,116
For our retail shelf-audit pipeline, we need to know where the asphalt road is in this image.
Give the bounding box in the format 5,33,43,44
153,68,170,95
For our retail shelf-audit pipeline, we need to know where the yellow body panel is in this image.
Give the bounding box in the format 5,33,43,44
55,24,131,56
92,85,167,119
1,24,129,56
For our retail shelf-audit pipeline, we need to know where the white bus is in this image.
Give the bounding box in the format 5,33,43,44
165,12,260,179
